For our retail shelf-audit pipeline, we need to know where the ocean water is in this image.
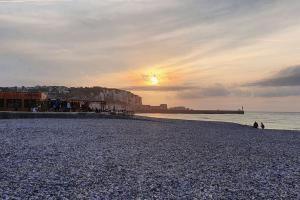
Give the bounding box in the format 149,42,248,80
137,112,300,131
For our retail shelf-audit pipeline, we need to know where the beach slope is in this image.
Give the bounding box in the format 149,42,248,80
0,118,299,199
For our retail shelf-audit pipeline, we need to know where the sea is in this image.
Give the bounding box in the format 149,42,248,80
137,112,300,131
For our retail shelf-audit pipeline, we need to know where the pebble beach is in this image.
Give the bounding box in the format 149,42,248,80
0,118,299,199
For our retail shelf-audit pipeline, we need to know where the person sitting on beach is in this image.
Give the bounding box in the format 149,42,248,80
253,121,258,129
261,122,265,130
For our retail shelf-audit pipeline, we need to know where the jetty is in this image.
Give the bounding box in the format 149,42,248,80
135,109,245,114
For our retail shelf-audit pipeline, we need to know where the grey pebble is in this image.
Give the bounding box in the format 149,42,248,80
0,118,299,199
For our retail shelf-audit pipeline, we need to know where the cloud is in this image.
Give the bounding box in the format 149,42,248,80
246,65,300,87
253,87,300,97
123,84,231,98
172,80,300,99
0,0,68,2
1,0,300,87
177,84,231,99
230,86,300,97
238,65,300,97
124,75,300,98
122,85,196,92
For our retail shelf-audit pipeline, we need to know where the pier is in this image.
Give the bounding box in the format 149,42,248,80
135,109,245,114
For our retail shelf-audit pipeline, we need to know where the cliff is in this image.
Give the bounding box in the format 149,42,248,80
0,86,142,109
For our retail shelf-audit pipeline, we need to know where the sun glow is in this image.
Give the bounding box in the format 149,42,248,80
150,75,159,85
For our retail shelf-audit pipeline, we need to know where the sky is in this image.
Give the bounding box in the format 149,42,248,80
1,0,300,111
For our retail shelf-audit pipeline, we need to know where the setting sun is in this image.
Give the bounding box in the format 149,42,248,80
150,75,159,85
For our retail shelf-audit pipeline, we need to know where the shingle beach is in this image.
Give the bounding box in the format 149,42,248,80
0,118,299,199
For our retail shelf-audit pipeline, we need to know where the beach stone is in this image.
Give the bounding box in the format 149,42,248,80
0,118,299,199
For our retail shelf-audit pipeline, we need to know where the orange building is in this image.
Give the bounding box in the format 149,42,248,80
0,92,47,111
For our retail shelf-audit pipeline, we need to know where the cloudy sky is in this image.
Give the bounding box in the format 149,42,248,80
1,0,300,111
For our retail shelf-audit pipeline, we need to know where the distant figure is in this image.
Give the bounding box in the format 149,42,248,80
253,121,259,129
67,102,71,112
261,122,265,130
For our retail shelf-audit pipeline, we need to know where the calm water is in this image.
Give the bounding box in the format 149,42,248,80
137,112,300,131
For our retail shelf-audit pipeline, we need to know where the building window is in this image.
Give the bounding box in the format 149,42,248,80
0,99,4,108
6,99,22,109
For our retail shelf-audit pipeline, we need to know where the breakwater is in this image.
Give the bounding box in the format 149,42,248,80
136,110,244,114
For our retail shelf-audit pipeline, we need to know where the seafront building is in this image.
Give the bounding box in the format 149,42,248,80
0,87,143,112
136,104,168,112
0,92,47,111
0,86,176,113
